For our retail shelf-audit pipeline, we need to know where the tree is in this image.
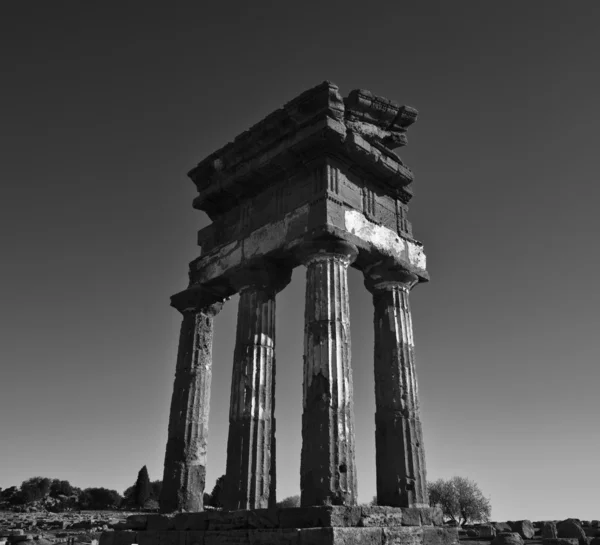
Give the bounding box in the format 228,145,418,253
20,477,51,503
79,487,122,510
276,495,300,508
149,480,162,501
123,485,134,503
0,486,22,505
205,475,225,508
50,479,74,498
133,466,152,508
428,476,491,526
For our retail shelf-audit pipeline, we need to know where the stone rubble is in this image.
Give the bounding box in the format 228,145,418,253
0,511,132,545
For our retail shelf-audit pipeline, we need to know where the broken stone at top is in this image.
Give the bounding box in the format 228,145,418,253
188,81,418,219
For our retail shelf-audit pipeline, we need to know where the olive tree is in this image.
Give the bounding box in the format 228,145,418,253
427,476,491,526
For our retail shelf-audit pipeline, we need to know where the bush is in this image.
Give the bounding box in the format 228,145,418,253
124,475,162,509
79,487,123,510
20,477,52,503
0,486,23,506
150,480,162,501
50,479,74,498
276,495,300,508
428,476,491,526
204,475,225,508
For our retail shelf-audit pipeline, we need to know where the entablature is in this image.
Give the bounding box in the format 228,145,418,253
189,82,418,220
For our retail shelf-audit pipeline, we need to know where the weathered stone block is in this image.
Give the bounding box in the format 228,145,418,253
298,528,386,545
494,524,513,534
174,514,208,532
137,530,160,545
159,530,187,545
126,515,148,531
329,508,362,528
247,509,280,529
99,532,115,545
332,527,383,545
147,516,176,531
299,528,333,545
206,511,249,531
401,509,422,527
280,507,356,529
249,529,299,545
543,539,580,545
542,522,559,539
420,508,443,527
491,533,524,545
359,507,403,528
557,520,587,544
204,530,250,545
476,525,497,539
114,531,138,545
422,528,459,545
510,521,535,539
185,530,206,545
382,527,423,545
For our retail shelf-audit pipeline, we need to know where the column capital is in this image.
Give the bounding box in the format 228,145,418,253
230,261,293,295
297,238,358,267
364,259,419,294
170,286,225,316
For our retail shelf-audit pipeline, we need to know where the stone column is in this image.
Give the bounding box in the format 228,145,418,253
299,239,358,507
160,301,222,513
364,261,428,507
223,266,292,510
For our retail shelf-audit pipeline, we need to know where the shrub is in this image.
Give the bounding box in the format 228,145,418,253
150,480,162,501
50,479,74,498
276,495,300,508
205,475,225,508
79,487,122,509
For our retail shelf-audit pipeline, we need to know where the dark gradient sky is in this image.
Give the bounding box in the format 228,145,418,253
2,2,599,521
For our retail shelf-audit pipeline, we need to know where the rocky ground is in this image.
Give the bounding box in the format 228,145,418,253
0,510,136,545
459,519,600,545
1,512,600,545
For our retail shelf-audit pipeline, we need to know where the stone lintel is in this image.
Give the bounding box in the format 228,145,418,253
188,216,428,297
127,506,445,531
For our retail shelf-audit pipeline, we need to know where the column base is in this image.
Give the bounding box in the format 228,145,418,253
100,507,458,545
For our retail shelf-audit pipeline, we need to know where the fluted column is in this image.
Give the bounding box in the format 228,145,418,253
365,260,428,507
223,266,291,510
299,239,358,507
160,301,222,513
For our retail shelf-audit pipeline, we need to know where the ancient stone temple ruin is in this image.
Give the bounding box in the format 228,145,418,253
102,82,457,545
